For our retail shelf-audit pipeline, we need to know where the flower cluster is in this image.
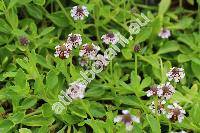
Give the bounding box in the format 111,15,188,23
147,67,185,123
158,28,171,39
79,43,100,60
167,102,186,123
54,43,72,59
167,67,185,82
67,81,86,99
101,33,119,45
70,6,89,20
114,110,140,131
149,100,166,115
67,33,82,48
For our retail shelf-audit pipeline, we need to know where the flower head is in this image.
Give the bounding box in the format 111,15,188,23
149,100,166,115
146,85,163,97
96,54,109,67
79,43,100,60
167,67,185,82
158,28,171,39
158,82,175,100
19,36,30,45
133,44,141,53
54,43,72,59
67,81,86,99
67,33,82,48
101,33,119,45
70,6,89,20
114,110,140,131
166,102,185,123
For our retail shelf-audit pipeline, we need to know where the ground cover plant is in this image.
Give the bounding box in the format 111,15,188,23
0,0,200,132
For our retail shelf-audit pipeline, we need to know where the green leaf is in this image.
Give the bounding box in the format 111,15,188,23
5,8,18,29
61,113,83,124
122,48,132,60
140,76,151,90
47,12,69,27
42,103,54,117
157,41,179,54
0,18,12,34
22,115,55,126
9,112,25,124
26,4,43,20
15,69,27,89
33,0,45,6
46,70,58,90
135,27,152,44
177,34,196,50
177,54,192,63
158,0,171,16
146,114,161,133
19,128,32,133
89,102,106,118
0,120,14,133
38,27,55,37
191,61,200,81
21,96,37,109
189,103,200,125
169,17,193,30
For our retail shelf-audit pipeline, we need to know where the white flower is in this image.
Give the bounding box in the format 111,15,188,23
158,28,171,39
54,43,72,59
67,33,82,48
158,82,175,100
167,67,185,82
149,100,166,115
166,102,186,123
146,85,163,97
101,33,119,45
70,6,89,20
114,110,140,131
96,54,109,66
79,43,100,60
67,81,86,99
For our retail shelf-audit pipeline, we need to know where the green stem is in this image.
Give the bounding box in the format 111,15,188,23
135,54,138,75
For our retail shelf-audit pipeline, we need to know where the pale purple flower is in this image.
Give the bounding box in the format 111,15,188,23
149,100,166,115
101,33,119,45
96,54,109,66
114,110,140,131
158,28,171,39
54,43,72,59
167,67,185,82
70,6,89,20
67,81,86,99
158,82,175,100
166,102,185,123
67,33,82,48
79,43,100,60
146,85,163,97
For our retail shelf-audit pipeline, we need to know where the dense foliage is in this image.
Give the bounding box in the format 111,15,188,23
0,0,200,132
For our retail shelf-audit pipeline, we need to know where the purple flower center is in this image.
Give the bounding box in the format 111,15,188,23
170,108,181,122
171,67,180,76
70,36,78,42
107,33,114,38
121,114,132,124
76,7,84,16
